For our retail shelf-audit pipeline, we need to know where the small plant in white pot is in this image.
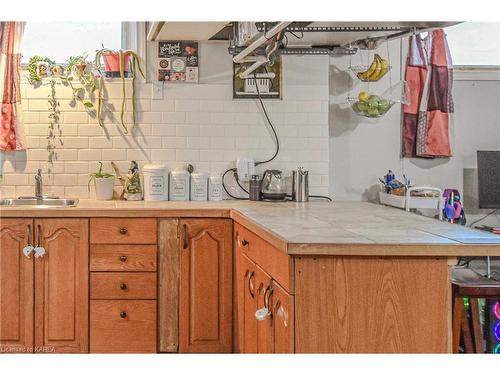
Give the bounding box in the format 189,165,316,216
89,162,115,200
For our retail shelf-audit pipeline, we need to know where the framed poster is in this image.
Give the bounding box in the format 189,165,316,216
157,41,199,83
233,57,282,99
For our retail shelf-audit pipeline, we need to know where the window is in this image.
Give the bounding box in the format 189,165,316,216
445,22,500,67
21,22,122,64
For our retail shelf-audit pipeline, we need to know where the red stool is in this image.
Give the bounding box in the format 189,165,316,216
452,268,500,353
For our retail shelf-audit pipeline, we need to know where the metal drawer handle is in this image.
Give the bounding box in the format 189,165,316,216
119,255,128,262
23,224,34,259
120,311,127,319
183,224,189,250
119,227,128,235
247,271,255,299
119,283,127,290
34,224,46,259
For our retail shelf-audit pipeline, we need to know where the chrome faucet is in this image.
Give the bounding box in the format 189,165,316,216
35,169,43,199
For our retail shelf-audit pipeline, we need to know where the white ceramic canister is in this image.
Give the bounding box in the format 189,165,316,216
169,170,190,201
143,164,169,201
209,174,223,201
190,172,208,201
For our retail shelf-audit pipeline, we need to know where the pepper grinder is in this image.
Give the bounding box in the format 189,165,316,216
249,174,261,201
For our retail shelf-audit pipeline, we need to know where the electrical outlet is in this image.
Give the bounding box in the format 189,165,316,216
236,157,255,182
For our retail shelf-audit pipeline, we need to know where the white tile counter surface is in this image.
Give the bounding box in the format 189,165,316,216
1,200,500,256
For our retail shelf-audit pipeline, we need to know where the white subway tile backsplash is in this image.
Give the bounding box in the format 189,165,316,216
151,123,176,136
78,149,102,161
64,112,89,124
11,80,329,199
102,149,126,161
175,100,200,112
176,125,200,137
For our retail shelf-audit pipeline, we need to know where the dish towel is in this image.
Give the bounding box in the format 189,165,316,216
402,29,454,158
0,22,26,151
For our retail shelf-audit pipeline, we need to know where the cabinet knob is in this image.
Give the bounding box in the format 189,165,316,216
241,239,249,246
120,311,127,319
119,283,127,290
119,255,128,262
119,227,128,235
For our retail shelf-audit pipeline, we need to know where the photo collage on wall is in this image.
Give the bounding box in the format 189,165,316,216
157,41,199,83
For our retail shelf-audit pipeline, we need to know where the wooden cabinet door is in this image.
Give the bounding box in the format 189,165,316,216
255,264,273,354
272,281,294,353
0,219,34,353
179,218,232,353
240,253,258,353
34,219,89,353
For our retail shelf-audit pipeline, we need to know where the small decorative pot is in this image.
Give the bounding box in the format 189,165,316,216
102,52,131,78
75,63,87,75
94,177,115,200
50,65,64,77
37,62,49,78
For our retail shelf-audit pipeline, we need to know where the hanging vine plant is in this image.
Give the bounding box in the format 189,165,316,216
26,55,55,84
95,49,145,134
59,53,97,112
26,48,145,136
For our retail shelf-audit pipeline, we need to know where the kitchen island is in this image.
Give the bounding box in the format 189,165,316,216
1,200,499,353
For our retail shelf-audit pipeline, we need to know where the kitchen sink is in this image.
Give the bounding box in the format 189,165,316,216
0,197,79,207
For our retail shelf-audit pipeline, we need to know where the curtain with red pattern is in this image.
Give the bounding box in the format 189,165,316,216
402,29,454,158
0,22,26,151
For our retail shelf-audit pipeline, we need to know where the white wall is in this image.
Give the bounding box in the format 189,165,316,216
0,41,330,199
328,37,500,225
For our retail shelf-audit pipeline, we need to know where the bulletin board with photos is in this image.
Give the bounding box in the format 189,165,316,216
157,41,199,83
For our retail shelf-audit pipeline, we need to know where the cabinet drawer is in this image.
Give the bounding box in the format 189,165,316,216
90,244,157,271
90,300,157,353
90,218,157,244
90,272,157,300
235,223,294,293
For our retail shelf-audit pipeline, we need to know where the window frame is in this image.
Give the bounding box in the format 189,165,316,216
19,22,148,82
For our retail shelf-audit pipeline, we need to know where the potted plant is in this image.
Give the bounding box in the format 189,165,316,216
26,55,55,83
88,162,115,200
61,53,97,111
95,48,145,134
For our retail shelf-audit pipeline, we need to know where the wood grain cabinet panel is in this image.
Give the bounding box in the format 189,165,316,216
90,218,157,244
90,272,157,300
34,219,89,353
179,218,232,353
90,244,157,271
255,264,274,354
272,281,294,353
294,256,449,353
234,223,293,293
90,300,157,353
0,219,34,353
240,254,258,353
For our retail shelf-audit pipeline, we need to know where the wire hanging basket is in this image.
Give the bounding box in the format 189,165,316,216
346,42,407,118
349,54,392,82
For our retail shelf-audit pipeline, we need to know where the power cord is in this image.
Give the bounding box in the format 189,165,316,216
222,70,332,203
221,71,280,199
468,208,499,228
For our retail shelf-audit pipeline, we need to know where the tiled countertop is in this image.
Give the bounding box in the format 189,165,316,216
2,199,500,256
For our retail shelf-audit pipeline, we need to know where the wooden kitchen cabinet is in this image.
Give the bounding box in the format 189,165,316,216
179,218,233,353
34,219,89,353
234,225,295,354
272,281,294,353
89,218,158,354
0,219,34,353
1,218,88,354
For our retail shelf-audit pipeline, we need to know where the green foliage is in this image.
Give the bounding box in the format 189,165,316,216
95,49,145,134
27,56,55,83
88,161,114,190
